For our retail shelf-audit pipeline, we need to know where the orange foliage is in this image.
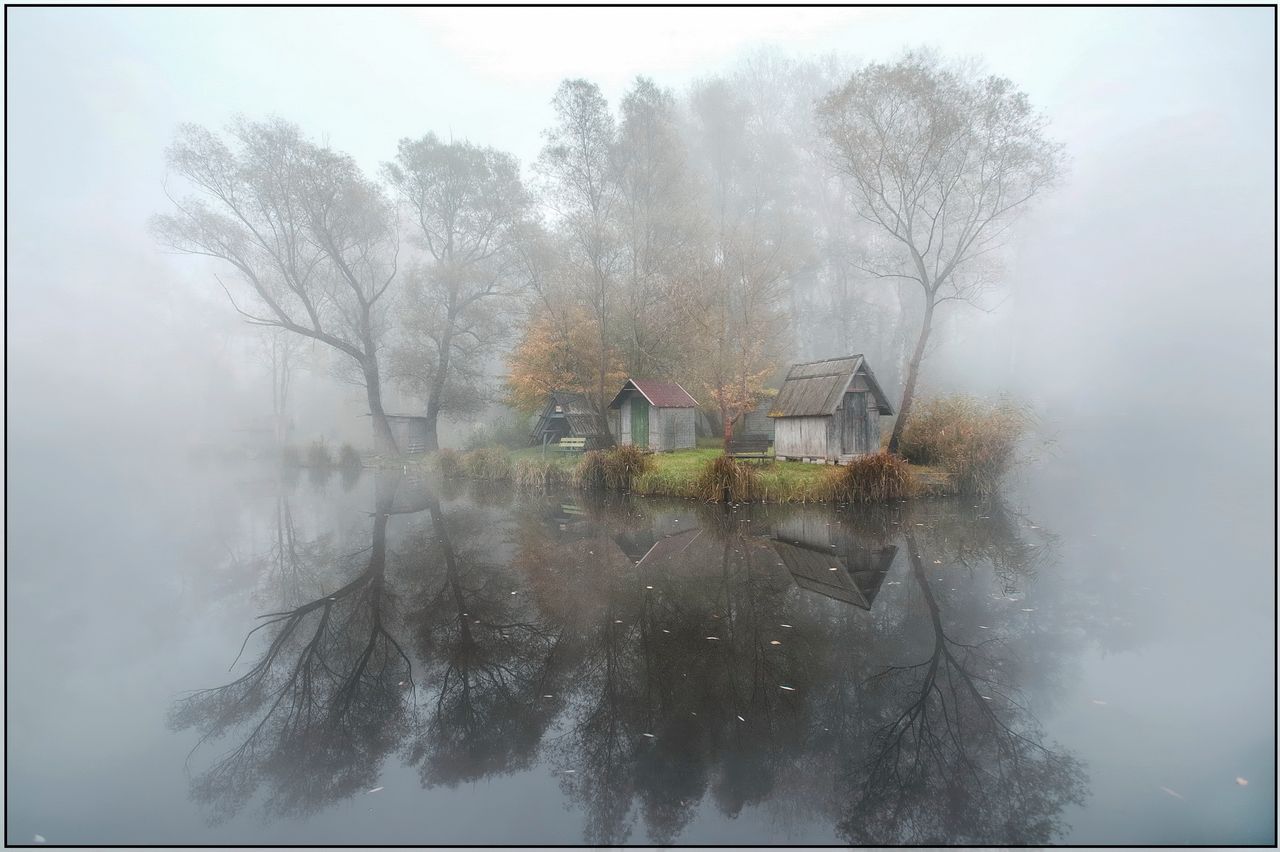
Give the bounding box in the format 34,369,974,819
506,307,626,413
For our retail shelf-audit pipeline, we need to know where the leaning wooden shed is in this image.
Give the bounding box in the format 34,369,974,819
530,391,611,450
769,355,893,463
607,379,698,452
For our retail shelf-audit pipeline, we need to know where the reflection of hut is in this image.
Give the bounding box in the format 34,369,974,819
771,514,898,609
530,392,610,449
547,500,593,540
384,414,431,455
608,379,698,451
769,356,893,463
619,527,704,567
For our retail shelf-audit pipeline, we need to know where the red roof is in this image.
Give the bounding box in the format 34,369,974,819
609,379,699,409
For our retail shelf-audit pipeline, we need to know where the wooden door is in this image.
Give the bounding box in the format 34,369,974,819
630,396,650,447
843,392,868,454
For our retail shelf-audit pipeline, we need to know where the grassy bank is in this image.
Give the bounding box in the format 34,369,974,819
382,445,954,503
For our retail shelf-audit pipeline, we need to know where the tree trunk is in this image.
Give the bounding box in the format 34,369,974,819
721,406,734,452
422,327,453,453
364,359,398,456
887,299,934,455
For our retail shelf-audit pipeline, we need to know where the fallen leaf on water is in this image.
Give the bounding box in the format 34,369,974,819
737,715,746,722
1160,786,1184,800
1236,777,1249,786
933,560,942,564
981,695,992,701
978,626,989,629
510,591,518,595
367,787,384,794
829,567,838,571
1022,608,1036,612
1091,700,1107,706
706,636,720,640
33,836,46,844
661,629,671,634
780,623,793,628
614,620,624,624
563,769,576,774
769,640,782,646
543,694,553,698
645,585,654,590
642,733,655,738
780,685,796,691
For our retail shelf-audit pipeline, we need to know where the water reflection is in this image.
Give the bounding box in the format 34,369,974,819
175,474,1088,843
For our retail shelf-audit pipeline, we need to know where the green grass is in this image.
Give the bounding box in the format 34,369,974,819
386,444,953,502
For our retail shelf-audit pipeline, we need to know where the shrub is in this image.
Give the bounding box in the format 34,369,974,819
825,452,912,503
338,443,362,470
602,445,651,491
694,455,761,503
464,415,531,451
573,446,651,492
437,448,463,479
573,450,609,491
900,395,1032,496
512,458,569,491
280,445,302,469
305,438,333,469
461,447,511,481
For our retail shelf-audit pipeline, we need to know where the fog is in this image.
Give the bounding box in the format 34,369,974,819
6,7,1273,468
4,8,1275,845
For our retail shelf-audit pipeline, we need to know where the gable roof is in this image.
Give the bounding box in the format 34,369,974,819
768,355,893,417
608,379,699,409
531,391,609,441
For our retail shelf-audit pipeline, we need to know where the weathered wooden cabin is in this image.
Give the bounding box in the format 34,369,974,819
738,396,777,441
384,414,431,455
607,379,698,451
530,391,611,450
769,355,894,463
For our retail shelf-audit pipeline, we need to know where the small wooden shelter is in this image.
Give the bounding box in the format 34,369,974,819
530,392,610,450
384,414,431,455
608,379,698,452
769,355,894,463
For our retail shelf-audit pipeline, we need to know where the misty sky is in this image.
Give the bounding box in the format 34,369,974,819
6,7,1275,461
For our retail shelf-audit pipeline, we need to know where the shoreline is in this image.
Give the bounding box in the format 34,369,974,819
369,447,957,503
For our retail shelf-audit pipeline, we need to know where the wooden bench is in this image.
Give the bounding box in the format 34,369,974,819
726,436,772,460
551,437,588,453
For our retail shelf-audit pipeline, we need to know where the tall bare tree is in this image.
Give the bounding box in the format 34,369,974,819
536,79,623,425
817,53,1063,452
686,78,795,447
383,134,534,450
154,119,401,453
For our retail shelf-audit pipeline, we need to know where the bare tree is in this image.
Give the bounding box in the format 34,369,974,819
537,79,623,426
817,53,1063,452
383,134,535,450
685,78,795,447
153,118,401,454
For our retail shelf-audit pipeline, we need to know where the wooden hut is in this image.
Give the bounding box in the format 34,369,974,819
607,379,698,451
384,414,431,455
529,392,611,450
769,355,893,463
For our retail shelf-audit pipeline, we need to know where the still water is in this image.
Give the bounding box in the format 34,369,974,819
6,449,1275,845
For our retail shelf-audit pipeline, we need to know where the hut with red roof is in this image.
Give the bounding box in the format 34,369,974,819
607,379,699,451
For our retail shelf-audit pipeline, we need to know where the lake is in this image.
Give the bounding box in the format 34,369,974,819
5,446,1274,845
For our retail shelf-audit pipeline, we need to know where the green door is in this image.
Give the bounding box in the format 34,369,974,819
630,397,650,448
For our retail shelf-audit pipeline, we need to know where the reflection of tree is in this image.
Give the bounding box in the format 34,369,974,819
837,526,1086,845
176,482,1102,844
171,490,412,823
407,495,563,788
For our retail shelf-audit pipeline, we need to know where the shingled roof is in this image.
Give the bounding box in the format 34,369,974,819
768,355,894,417
608,379,699,409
